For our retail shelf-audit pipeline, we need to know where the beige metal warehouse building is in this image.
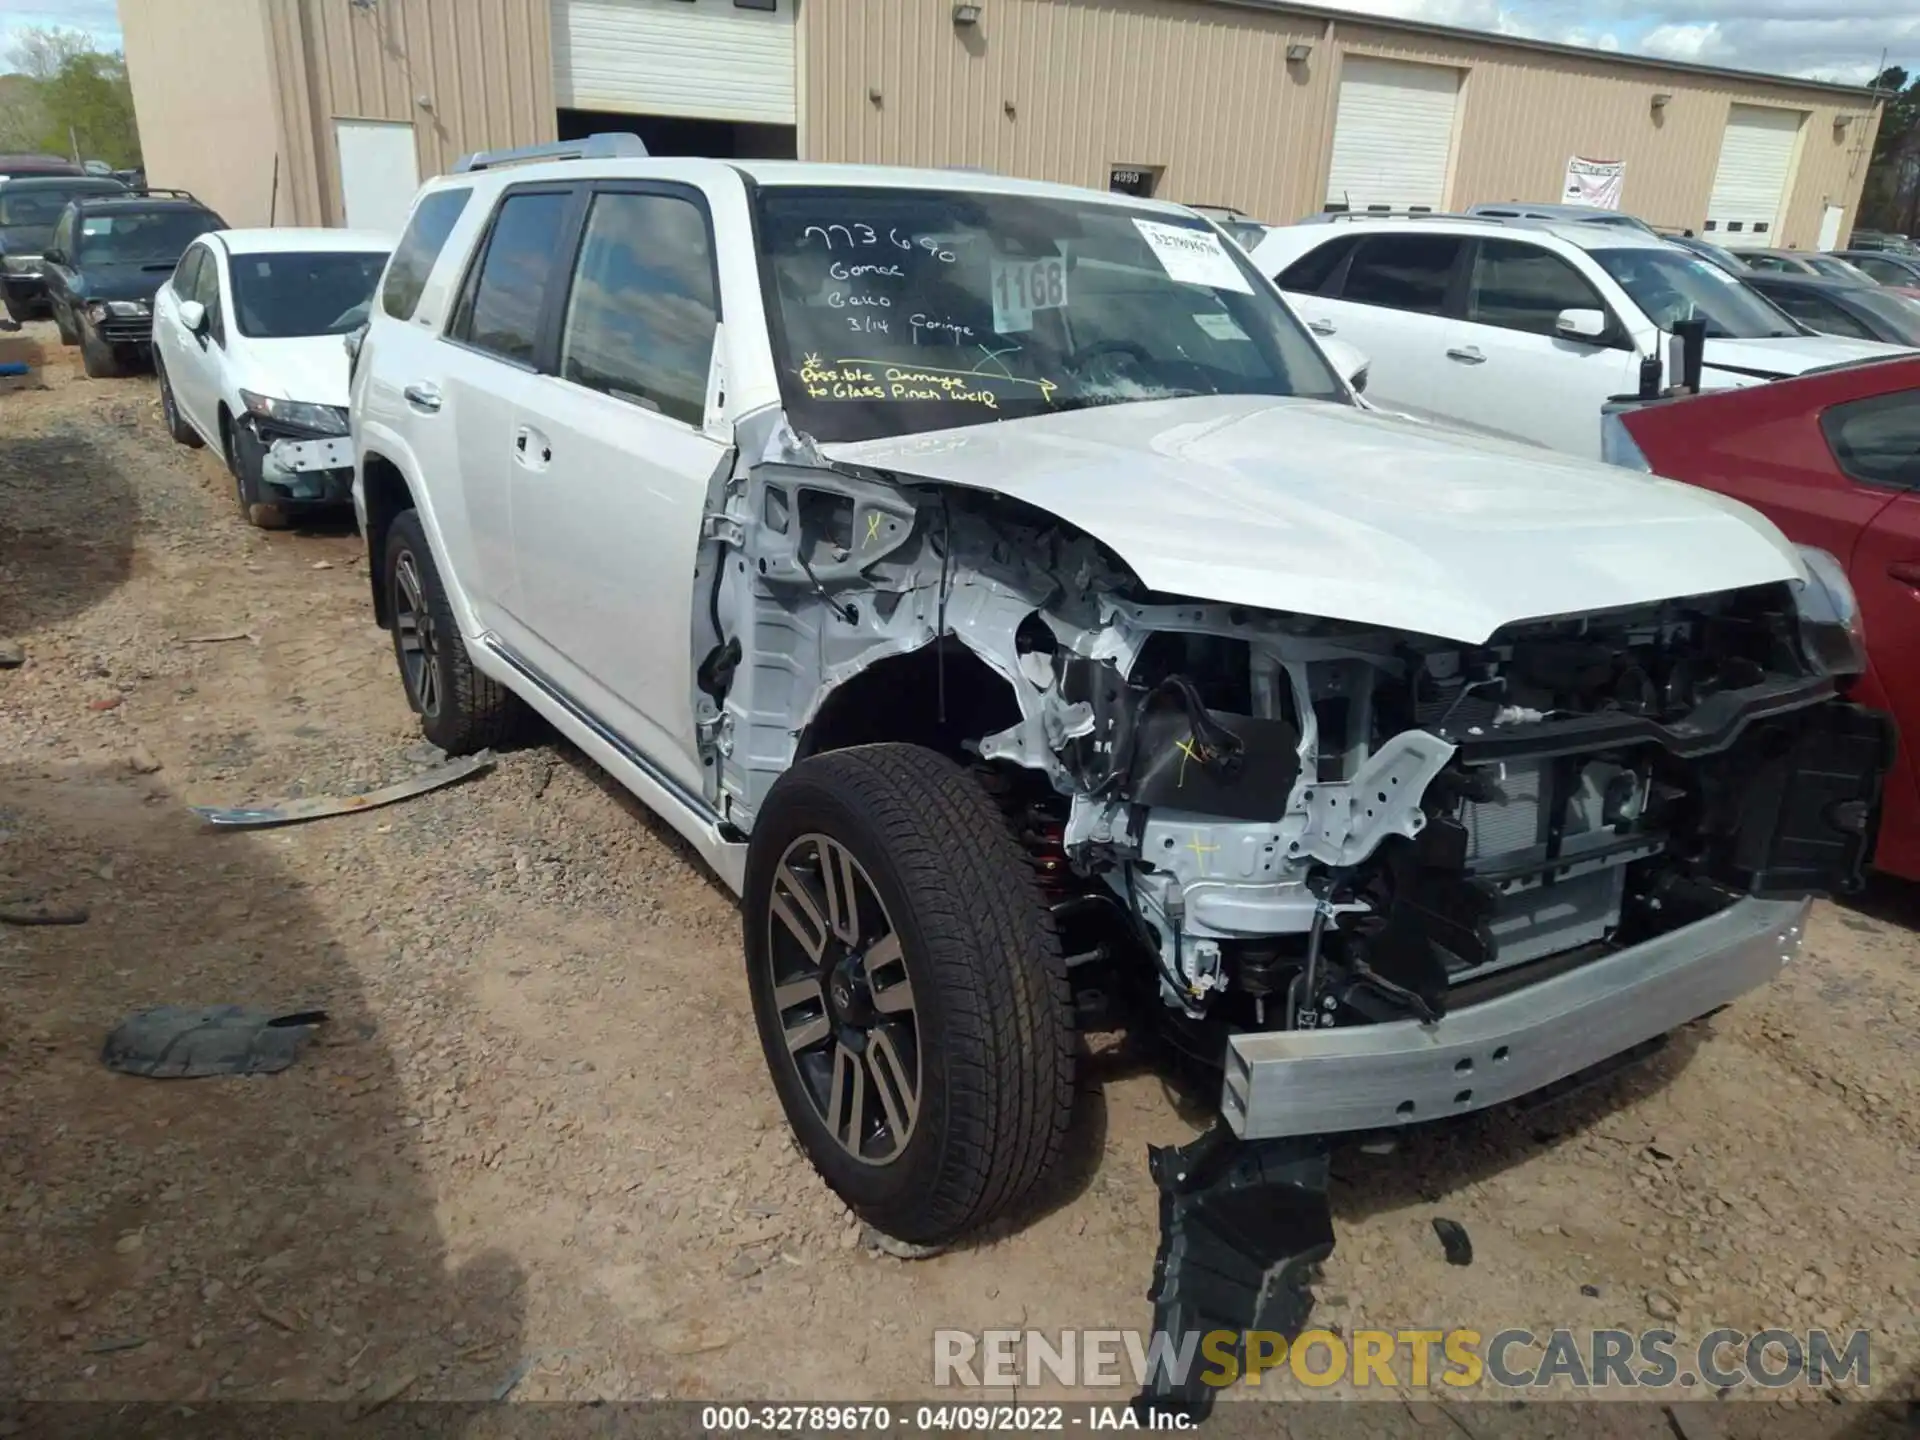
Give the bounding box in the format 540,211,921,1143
119,0,1883,250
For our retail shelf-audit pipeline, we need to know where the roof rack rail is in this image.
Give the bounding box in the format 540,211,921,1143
453,133,649,174
1315,208,1483,224
129,186,202,202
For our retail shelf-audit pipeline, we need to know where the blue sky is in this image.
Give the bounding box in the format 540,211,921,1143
0,0,1913,86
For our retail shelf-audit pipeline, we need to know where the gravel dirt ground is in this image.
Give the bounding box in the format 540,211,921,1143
2,329,1917,1431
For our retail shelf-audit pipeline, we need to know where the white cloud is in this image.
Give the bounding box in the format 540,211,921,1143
1326,1,1915,85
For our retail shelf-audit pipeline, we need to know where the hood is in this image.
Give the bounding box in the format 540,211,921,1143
1704,333,1912,379
75,260,174,304
0,221,55,255
234,334,352,409
821,395,1802,644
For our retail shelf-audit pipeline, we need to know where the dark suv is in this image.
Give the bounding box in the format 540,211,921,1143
42,190,224,377
0,175,129,322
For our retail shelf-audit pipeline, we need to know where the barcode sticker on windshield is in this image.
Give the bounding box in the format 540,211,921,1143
990,255,1067,334
1133,219,1253,294
1193,312,1249,341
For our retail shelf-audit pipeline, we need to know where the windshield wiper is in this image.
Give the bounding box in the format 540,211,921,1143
1047,389,1204,415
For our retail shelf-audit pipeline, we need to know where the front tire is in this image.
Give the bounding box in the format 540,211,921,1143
382,508,533,754
79,321,122,379
1,290,33,325
744,745,1074,1246
53,300,77,345
226,422,288,528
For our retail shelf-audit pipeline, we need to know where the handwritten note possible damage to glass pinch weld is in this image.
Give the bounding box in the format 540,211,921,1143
797,353,1059,409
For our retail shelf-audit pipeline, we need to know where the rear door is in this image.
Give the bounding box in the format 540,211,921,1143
435,183,583,636
1292,231,1466,421
1822,394,1920,861
1434,237,1638,457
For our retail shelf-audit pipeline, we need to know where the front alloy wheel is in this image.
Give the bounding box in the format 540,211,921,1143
743,744,1074,1246
766,833,920,1164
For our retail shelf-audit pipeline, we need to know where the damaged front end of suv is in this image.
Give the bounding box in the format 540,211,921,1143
694,179,1893,1417
694,401,1889,1411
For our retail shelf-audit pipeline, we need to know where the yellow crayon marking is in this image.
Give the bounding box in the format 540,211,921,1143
1185,832,1220,874
865,512,883,545
1175,735,1205,787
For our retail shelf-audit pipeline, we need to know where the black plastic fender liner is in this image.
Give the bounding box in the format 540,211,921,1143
1133,1126,1335,1420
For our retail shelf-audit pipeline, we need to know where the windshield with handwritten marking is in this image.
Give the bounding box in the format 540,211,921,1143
755,186,1346,443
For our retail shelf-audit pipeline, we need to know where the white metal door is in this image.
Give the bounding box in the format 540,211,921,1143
552,0,796,124
334,120,420,236
1705,105,1803,249
1818,204,1846,250
1324,57,1461,214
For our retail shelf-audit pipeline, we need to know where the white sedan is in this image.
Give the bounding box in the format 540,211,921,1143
153,227,390,527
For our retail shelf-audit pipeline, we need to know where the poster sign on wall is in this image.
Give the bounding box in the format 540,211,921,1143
1563,156,1626,210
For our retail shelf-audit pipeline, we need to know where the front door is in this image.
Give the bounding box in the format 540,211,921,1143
508,183,729,793
1433,237,1639,458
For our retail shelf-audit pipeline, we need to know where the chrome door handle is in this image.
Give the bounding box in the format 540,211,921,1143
1446,345,1486,364
1309,320,1336,336
403,382,442,413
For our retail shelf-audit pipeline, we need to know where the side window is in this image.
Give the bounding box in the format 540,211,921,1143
1822,392,1920,489
1746,255,1791,274
558,190,718,425
1467,238,1611,339
190,247,225,343
172,244,205,299
1277,235,1358,295
1763,287,1874,340
449,190,573,367
1338,234,1464,315
382,186,472,321
1856,256,1905,285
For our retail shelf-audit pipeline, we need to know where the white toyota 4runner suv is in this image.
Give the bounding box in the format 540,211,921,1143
352,139,1889,1405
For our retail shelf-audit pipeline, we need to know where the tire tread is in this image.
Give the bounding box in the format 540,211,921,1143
760,745,1074,1242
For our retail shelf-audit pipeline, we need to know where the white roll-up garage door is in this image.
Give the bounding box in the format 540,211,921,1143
1324,57,1461,213
553,0,795,125
1705,105,1804,248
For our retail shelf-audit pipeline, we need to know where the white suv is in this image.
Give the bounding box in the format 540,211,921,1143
1250,215,1910,457
350,142,1887,1383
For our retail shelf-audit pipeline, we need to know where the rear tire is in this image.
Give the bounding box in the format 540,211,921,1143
743,744,1075,1245
79,322,122,379
382,508,534,755
157,361,204,448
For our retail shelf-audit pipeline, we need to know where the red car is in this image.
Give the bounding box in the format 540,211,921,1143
1607,357,1920,880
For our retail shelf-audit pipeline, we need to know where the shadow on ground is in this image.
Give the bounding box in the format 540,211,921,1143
0,760,524,1426
0,428,136,632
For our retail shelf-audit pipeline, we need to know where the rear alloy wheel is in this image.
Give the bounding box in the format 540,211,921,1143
744,744,1074,1246
381,508,534,755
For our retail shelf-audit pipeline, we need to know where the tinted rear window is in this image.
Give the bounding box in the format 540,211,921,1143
449,190,573,365
381,187,471,320
0,180,124,226
1821,391,1920,489
1339,234,1463,314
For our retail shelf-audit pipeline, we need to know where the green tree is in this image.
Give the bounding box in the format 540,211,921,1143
0,26,140,169
5,24,96,82
38,51,141,169
1861,66,1920,235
